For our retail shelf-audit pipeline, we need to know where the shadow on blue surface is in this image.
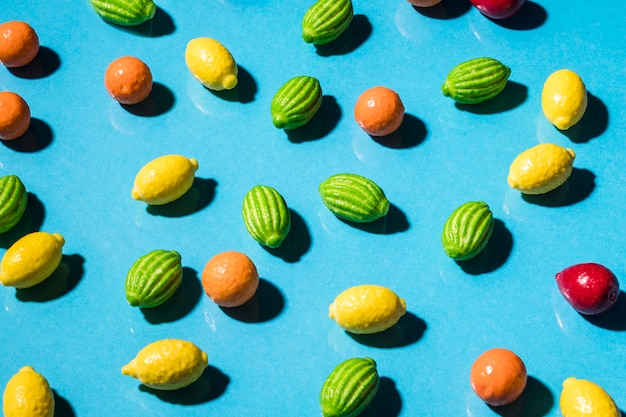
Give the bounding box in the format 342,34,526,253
338,204,410,235
561,93,609,144
457,218,513,275
314,14,372,57
8,46,60,79
15,254,85,302
141,267,202,324
371,114,428,149
413,0,472,20
286,95,342,143
362,376,402,417
105,7,176,37
455,81,528,115
147,178,217,217
220,278,285,323
488,376,554,417
140,365,229,404
263,209,311,263
521,168,595,207
347,312,427,348
582,290,626,331
209,65,257,104
487,1,547,30
53,389,76,417
0,193,45,249
121,82,175,117
1,118,53,153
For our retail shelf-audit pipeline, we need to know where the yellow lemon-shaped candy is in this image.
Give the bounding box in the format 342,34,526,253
132,154,198,205
185,37,238,91
122,338,208,390
507,143,576,195
560,377,620,417
329,284,406,334
0,232,65,289
2,366,55,417
541,69,587,130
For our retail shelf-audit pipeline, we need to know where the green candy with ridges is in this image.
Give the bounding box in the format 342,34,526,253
89,0,156,26
320,357,379,417
242,185,291,248
319,173,389,223
442,57,511,104
441,201,494,260
0,175,28,234
302,0,354,45
271,76,322,130
125,249,183,308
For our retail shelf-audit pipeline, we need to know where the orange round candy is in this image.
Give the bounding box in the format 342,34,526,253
0,91,31,140
0,21,39,68
470,348,527,406
201,251,259,308
354,86,405,137
104,56,153,105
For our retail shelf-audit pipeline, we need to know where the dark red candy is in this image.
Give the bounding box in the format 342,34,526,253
555,262,620,315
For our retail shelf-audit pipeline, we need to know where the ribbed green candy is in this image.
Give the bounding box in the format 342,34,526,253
242,185,291,248
89,0,157,26
271,76,323,130
125,250,183,308
320,357,379,417
302,0,354,45
442,57,511,104
0,175,28,234
441,201,494,260
319,174,389,223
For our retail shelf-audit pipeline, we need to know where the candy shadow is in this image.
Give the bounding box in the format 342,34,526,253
105,7,175,37
52,390,76,417
1,118,53,152
147,178,217,217
413,0,471,19
140,267,202,324
262,209,311,263
560,93,608,144
361,377,402,417
209,65,257,104
0,192,45,249
521,168,595,207
121,82,175,116
582,291,626,331
139,365,229,404
454,81,528,115
489,376,553,416
286,95,342,143
457,219,513,275
370,114,427,149
8,46,61,79
15,254,85,302
314,14,372,57
220,278,285,323
337,204,410,235
487,2,548,31
347,312,426,348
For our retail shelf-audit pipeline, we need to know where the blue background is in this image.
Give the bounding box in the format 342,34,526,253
1,0,625,416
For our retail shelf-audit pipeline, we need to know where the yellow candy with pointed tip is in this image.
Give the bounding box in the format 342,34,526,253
542,69,587,130
0,232,65,289
329,284,406,334
507,143,576,195
2,366,55,417
560,377,620,417
122,339,208,390
132,154,198,205
185,37,238,91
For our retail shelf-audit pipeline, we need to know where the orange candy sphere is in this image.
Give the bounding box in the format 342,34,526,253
354,86,405,137
0,91,31,140
201,251,259,308
104,56,153,105
0,21,39,68
470,348,527,406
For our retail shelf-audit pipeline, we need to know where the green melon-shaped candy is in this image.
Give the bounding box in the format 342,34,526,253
442,201,494,260
242,185,291,248
0,175,28,234
271,76,323,130
302,0,354,45
125,249,183,308
320,357,379,417
319,173,389,223
441,57,511,104
89,0,157,26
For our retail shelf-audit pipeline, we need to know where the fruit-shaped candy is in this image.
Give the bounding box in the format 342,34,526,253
542,69,587,130
3,366,54,417
319,173,389,223
320,357,379,417
302,0,353,45
89,0,157,26
470,348,527,406
555,263,620,315
125,249,183,308
560,377,620,417
442,201,494,261
185,37,238,91
242,185,291,248
271,75,322,130
507,143,575,195
132,154,198,205
442,57,511,104
0,175,28,233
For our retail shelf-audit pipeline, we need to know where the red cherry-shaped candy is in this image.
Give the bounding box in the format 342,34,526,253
555,263,620,315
